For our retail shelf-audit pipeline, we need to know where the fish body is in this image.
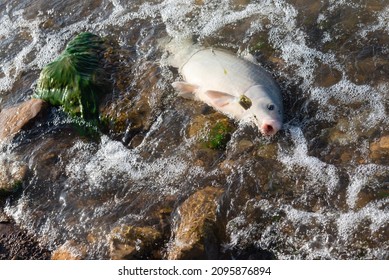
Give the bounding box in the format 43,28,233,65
171,47,283,136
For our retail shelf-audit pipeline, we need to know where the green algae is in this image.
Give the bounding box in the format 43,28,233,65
34,32,109,123
204,120,233,150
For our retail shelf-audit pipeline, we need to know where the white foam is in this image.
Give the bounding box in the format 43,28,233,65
359,5,389,36
283,204,327,224
337,201,389,240
0,12,40,92
278,126,340,194
346,164,389,209
66,133,203,196
310,80,388,127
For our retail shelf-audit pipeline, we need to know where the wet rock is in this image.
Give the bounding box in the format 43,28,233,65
314,63,342,87
0,159,28,196
370,135,389,164
51,240,87,260
187,112,229,138
0,209,11,223
99,62,161,144
0,99,46,142
108,225,162,260
0,221,50,260
187,112,235,150
346,45,389,85
219,160,235,176
236,139,254,153
256,142,278,159
230,244,276,260
168,186,224,260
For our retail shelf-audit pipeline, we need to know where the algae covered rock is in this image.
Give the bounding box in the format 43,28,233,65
188,112,236,150
205,120,234,150
168,186,224,260
34,32,109,122
0,159,28,196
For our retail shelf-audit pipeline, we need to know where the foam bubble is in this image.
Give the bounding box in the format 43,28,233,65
359,5,389,36
337,201,389,239
346,164,389,209
310,80,388,126
66,134,203,196
278,126,340,194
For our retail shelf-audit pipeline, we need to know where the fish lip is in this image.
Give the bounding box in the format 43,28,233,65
259,120,282,136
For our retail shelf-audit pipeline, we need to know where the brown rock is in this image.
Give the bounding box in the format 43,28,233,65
108,225,162,260
256,142,278,159
237,139,254,151
51,241,86,260
0,99,46,142
314,63,342,87
0,159,28,195
370,135,389,164
187,112,232,139
168,186,224,260
0,210,11,223
219,160,235,175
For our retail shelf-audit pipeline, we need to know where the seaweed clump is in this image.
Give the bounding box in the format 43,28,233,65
204,120,233,150
34,32,109,123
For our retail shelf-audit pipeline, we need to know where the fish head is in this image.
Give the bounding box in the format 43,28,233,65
244,86,283,136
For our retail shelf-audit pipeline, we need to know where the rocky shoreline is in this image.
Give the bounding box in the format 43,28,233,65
0,209,50,260
1,0,388,260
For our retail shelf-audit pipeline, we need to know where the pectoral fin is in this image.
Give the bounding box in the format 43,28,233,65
204,90,237,108
172,82,199,100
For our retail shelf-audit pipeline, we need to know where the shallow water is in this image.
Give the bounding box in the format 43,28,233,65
1,0,388,259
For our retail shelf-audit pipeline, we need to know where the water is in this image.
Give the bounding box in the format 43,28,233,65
1,0,388,259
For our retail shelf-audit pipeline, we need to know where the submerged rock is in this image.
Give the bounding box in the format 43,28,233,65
108,225,163,260
51,241,87,260
0,159,28,196
168,186,224,260
370,135,389,164
99,60,162,144
0,99,46,143
187,112,236,150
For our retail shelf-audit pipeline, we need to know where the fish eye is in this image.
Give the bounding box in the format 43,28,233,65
267,104,275,111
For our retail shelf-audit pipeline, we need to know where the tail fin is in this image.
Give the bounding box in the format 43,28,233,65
159,36,199,69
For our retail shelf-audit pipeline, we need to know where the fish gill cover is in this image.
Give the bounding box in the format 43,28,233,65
33,32,108,122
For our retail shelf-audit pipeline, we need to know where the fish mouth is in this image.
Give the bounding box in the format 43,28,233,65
260,120,281,136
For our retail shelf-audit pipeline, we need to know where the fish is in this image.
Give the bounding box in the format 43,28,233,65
169,43,283,136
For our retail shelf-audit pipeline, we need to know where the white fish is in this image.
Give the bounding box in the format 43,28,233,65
169,43,283,136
